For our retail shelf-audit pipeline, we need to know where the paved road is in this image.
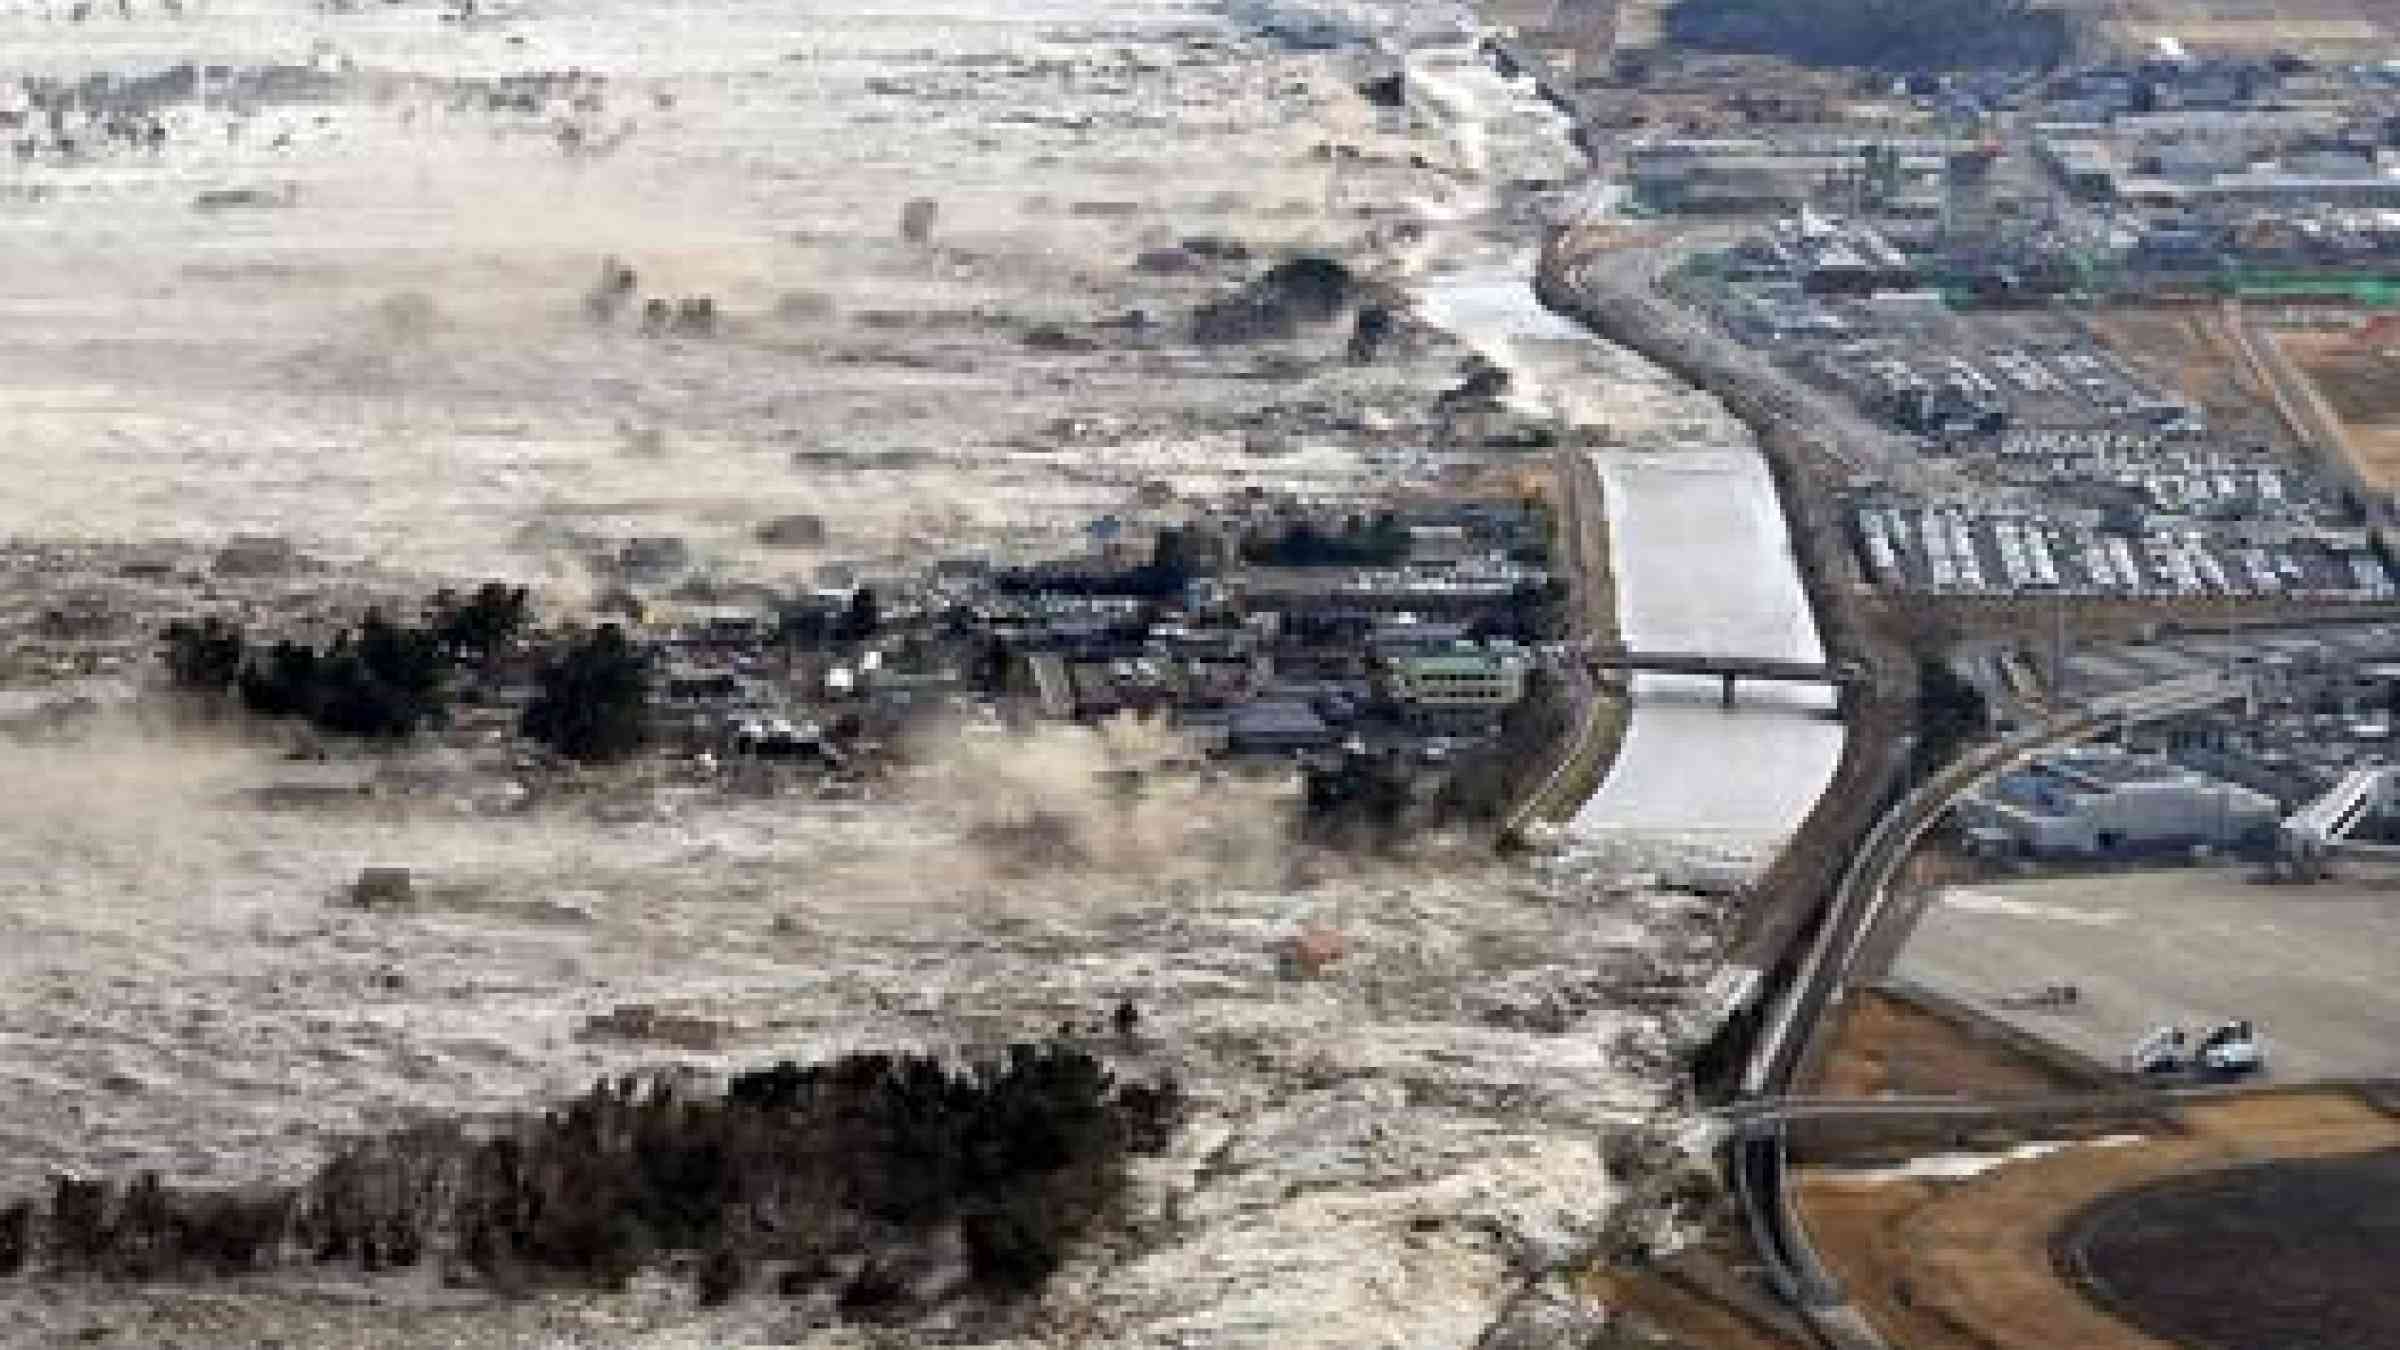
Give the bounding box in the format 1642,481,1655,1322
1731,672,2251,1348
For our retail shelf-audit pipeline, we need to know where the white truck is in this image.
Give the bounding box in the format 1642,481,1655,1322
2192,1020,2266,1077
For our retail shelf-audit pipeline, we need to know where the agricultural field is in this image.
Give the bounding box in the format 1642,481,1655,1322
1800,1091,2400,1350
2086,307,2293,452
2274,323,2400,495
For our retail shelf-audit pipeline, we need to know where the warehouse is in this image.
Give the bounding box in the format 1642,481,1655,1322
1957,746,2280,857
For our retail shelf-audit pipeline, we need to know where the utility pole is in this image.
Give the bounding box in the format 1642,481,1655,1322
2048,595,2067,701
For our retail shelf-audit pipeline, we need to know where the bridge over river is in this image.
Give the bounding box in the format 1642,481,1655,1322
1582,645,1852,706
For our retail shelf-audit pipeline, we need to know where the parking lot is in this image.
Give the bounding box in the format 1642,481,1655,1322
1891,865,2400,1083
1695,245,2397,604
1852,499,2390,600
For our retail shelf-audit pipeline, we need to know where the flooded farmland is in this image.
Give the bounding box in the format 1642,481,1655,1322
0,1,1753,1346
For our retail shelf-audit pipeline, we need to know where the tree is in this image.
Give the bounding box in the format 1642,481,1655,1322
836,587,881,642
778,602,834,648
1144,527,1200,591
239,639,321,719
357,609,445,717
212,605,463,740
522,624,651,762
976,634,1014,694
1915,656,1988,776
244,611,445,740
161,618,245,692
432,583,531,663
1301,752,1415,845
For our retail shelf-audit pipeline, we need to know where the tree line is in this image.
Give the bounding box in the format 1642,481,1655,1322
0,1040,1180,1319
162,583,651,762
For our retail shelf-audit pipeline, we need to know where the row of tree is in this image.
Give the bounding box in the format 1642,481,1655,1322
161,584,650,761
2,1041,1179,1318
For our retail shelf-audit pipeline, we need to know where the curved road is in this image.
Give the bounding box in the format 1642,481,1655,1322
1733,672,2250,1347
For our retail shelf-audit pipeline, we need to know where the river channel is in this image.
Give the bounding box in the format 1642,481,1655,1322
1416,262,1846,867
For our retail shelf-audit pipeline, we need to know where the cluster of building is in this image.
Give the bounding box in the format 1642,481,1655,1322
1965,625,2400,860
0,474,1563,802
1646,43,2400,311
1629,137,1989,219
2031,44,2400,213
1688,218,2397,601
620,491,1558,769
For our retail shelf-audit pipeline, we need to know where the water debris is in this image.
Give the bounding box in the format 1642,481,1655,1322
1275,923,1349,979
576,1003,725,1050
346,866,414,908
191,185,295,210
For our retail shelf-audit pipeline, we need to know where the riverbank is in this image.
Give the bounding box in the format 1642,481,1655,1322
1505,447,1628,837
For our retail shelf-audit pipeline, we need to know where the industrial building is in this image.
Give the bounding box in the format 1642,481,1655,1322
1629,136,1983,216
1958,746,2280,858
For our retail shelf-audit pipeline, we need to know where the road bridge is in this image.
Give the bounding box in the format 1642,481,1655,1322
1582,646,1846,707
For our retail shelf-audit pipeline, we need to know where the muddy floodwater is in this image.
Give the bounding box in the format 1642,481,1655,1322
0,2,1735,1346
0,0,1486,582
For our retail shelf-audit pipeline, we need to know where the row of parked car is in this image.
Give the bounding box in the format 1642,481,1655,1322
1855,504,2397,600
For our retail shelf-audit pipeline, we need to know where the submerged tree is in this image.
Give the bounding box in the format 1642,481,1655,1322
521,623,650,762
160,617,246,692
430,582,532,664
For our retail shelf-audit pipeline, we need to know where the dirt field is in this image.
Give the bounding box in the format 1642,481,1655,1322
2274,327,2400,495
2067,1147,2400,1350
1815,988,2091,1099
1800,1091,2400,1350
1580,1256,1807,1350
2079,1,2398,58
2086,308,2293,450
